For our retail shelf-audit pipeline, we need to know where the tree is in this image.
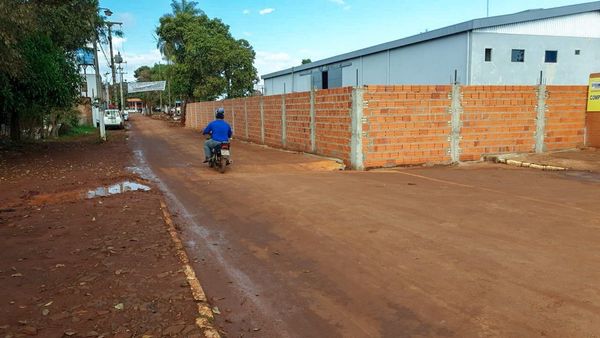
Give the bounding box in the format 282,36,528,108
170,0,201,16
155,0,258,102
0,0,99,141
301,59,312,65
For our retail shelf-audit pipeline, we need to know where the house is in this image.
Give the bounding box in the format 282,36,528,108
262,1,600,95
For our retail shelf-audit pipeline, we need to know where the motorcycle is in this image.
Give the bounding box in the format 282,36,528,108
208,140,231,173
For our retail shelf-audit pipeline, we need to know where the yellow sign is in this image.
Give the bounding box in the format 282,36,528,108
588,73,600,112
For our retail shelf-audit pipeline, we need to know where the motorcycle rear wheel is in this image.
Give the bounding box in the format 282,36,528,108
218,156,226,173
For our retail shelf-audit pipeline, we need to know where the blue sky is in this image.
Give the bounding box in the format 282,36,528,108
98,0,590,82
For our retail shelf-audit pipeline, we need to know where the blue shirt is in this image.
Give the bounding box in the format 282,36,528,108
203,119,232,142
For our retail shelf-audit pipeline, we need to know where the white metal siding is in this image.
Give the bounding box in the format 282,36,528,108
476,11,600,38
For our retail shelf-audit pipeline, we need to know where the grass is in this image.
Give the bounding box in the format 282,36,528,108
61,124,97,137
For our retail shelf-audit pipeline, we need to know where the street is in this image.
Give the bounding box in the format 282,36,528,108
130,115,600,337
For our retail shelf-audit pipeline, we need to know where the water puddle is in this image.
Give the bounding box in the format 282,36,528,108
86,181,151,199
561,171,600,183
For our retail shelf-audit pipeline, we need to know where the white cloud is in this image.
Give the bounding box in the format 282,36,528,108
242,9,250,15
329,0,345,4
259,8,275,15
111,36,127,49
255,51,300,79
243,31,252,37
101,49,163,82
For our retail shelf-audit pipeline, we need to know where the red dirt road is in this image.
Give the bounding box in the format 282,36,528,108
130,115,600,338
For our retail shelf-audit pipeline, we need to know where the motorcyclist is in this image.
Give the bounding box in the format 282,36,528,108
202,107,232,163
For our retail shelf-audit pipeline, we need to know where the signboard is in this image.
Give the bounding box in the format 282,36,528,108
76,48,95,66
127,81,167,93
588,73,600,112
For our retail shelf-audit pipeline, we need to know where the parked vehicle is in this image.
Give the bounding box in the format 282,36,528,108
103,109,123,129
208,141,231,173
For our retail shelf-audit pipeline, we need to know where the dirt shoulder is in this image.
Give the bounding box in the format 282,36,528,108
0,131,208,337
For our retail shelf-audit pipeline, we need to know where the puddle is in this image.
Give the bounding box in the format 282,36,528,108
86,181,151,199
561,171,600,183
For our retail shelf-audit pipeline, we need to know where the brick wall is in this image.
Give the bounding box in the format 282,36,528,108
460,86,538,161
185,88,352,165
315,88,352,163
362,85,452,168
545,86,587,150
284,92,312,153
185,84,589,169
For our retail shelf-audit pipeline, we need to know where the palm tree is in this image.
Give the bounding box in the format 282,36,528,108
170,0,200,16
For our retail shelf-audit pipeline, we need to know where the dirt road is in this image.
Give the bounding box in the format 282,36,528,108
0,131,206,337
130,115,600,338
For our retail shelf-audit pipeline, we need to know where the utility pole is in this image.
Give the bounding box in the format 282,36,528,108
119,65,125,114
115,52,124,111
487,0,490,17
106,21,122,109
92,26,106,140
158,61,163,112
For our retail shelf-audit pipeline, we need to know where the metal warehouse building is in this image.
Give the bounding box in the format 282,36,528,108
262,1,600,95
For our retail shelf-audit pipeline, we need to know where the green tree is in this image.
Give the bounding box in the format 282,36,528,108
155,0,258,101
301,58,312,65
0,0,99,141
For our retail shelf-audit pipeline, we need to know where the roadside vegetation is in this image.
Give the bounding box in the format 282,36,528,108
0,0,110,142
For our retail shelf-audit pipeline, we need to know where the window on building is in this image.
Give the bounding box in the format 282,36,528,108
545,50,558,63
575,49,581,55
484,48,492,62
511,49,525,62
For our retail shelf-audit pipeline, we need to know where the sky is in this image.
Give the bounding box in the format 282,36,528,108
97,0,592,83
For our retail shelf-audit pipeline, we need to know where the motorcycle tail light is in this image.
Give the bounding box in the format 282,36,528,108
221,144,230,150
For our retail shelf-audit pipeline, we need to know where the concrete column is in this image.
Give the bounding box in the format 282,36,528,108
449,84,463,163
244,99,249,140
350,87,365,170
310,88,316,153
260,96,265,144
281,94,287,148
535,85,547,153
230,100,236,135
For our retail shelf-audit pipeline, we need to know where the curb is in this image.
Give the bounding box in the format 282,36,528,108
484,155,568,171
159,200,221,338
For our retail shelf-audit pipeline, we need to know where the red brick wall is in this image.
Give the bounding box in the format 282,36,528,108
185,85,589,169
460,86,537,161
285,92,312,153
314,88,352,163
245,97,262,143
545,86,587,150
362,85,452,168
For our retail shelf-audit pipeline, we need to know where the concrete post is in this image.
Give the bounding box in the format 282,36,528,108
230,100,236,135
244,99,249,140
350,87,365,170
449,84,463,163
281,94,287,148
310,88,316,153
535,85,547,153
260,96,265,144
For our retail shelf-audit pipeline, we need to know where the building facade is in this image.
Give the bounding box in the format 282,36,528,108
262,2,600,95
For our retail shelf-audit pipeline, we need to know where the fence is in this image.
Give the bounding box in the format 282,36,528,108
186,85,589,169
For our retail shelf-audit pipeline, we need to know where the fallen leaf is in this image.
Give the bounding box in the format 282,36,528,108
114,303,124,310
212,306,221,315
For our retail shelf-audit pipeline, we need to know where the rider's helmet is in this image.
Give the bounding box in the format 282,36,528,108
215,107,225,119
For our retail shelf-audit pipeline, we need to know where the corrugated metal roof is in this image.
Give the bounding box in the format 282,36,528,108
261,1,600,79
